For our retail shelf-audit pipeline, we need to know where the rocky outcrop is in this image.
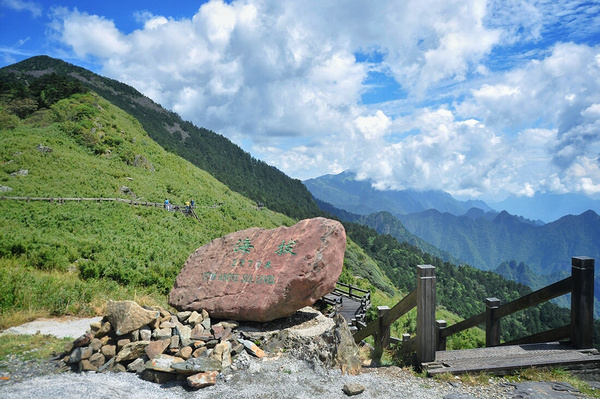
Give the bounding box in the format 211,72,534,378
62,301,258,390
62,301,362,390
169,217,346,322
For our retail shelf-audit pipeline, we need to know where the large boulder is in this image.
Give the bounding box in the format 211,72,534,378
168,217,346,322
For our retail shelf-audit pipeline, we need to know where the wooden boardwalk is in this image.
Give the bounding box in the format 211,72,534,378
322,293,362,323
424,342,600,376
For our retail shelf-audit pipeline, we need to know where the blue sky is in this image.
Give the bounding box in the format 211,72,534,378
1,0,600,202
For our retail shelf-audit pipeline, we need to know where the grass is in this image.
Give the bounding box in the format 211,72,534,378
0,334,71,364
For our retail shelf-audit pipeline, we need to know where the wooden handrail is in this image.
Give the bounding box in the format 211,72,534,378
495,277,571,319
438,257,594,352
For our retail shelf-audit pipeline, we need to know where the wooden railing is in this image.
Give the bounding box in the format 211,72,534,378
437,256,595,352
353,257,595,367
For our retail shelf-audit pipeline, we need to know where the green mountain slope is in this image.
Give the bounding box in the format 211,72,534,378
1,56,320,220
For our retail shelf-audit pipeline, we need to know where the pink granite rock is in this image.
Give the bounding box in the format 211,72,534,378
168,217,346,322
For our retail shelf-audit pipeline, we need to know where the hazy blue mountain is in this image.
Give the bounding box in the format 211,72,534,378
489,193,600,223
397,209,600,275
304,170,493,216
494,260,600,318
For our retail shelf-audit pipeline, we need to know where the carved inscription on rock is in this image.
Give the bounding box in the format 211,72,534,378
168,218,346,322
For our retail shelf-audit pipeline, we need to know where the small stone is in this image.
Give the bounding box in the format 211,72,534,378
96,320,112,338
219,320,239,330
160,321,177,329
176,311,192,323
187,311,203,327
106,300,160,336
176,346,193,360
141,370,176,384
177,325,192,341
117,338,131,351
342,383,365,396
109,362,127,373
145,354,184,373
239,339,265,358
72,332,93,348
114,341,150,362
10,169,28,177
127,356,148,373
171,356,222,374
79,359,98,372
89,321,102,332
187,371,218,389
89,352,106,368
139,326,152,341
153,327,172,341
131,329,140,342
89,338,102,352
101,345,116,359
170,335,180,349
201,316,211,331
192,347,207,358
69,346,93,364
190,325,205,339
145,339,170,359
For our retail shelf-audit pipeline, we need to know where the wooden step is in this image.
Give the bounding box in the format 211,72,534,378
424,342,600,376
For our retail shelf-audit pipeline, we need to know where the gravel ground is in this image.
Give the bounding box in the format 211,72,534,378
0,351,518,399
0,317,593,398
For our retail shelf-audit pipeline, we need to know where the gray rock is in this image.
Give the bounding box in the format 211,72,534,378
106,300,160,336
170,356,223,374
68,346,93,364
139,326,152,341
342,383,365,396
10,169,28,177
36,144,53,153
0,185,13,192
114,341,150,362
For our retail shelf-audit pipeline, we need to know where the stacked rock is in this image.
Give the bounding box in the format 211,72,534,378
62,300,265,389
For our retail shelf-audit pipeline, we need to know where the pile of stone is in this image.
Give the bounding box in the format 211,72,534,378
62,300,265,389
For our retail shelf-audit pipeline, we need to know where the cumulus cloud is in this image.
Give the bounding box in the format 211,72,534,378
46,0,600,199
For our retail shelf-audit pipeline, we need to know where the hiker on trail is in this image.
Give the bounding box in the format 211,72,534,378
185,200,190,213
191,199,195,209
165,199,169,211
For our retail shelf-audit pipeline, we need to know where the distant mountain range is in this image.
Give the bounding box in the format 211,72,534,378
304,170,600,223
489,193,600,223
304,170,493,217
305,170,600,277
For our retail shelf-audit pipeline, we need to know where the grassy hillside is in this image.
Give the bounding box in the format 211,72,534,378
1,56,321,220
0,90,297,325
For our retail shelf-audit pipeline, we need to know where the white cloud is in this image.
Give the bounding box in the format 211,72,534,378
49,8,130,58
1,0,41,18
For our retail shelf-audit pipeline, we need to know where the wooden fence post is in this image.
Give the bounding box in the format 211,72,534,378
417,264,436,365
377,305,390,349
571,256,595,349
486,297,501,347
436,320,447,351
